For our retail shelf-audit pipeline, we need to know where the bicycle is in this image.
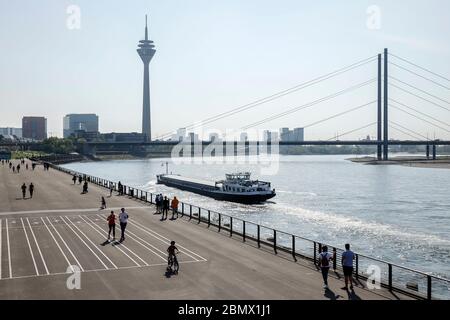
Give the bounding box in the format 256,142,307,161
167,253,179,274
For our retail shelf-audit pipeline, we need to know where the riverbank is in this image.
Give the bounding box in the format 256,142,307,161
0,159,416,300
348,155,450,169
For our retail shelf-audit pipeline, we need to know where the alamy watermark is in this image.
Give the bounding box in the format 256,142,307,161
169,127,280,176
366,264,381,290
66,265,81,290
66,4,81,30
366,5,382,30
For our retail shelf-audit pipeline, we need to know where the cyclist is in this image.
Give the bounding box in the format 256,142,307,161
167,241,180,273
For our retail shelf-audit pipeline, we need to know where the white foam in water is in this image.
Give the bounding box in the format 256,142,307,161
276,204,450,246
277,190,318,196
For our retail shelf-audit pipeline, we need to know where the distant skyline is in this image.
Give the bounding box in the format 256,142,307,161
0,0,449,140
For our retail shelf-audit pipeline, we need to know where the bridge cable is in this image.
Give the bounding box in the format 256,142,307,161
275,101,376,140
240,78,376,130
389,120,428,140
389,83,450,112
389,53,450,83
388,62,450,90
389,98,450,128
326,122,377,141
389,76,450,105
155,55,378,140
390,104,450,133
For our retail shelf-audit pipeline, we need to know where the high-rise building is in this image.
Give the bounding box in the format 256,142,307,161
137,15,156,141
22,117,47,140
279,127,304,142
63,114,99,138
176,128,187,141
263,130,279,142
0,127,22,138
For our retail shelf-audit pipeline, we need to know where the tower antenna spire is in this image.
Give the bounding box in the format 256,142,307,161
145,14,148,40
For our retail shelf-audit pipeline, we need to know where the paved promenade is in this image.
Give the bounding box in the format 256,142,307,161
0,160,410,300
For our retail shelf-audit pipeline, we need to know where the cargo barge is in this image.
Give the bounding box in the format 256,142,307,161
156,172,276,204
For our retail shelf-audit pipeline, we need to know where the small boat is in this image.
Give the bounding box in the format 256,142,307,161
156,172,276,204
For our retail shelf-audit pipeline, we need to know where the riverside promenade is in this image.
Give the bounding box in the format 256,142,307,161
0,160,409,300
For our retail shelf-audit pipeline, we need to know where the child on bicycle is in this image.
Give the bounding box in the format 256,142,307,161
167,241,180,272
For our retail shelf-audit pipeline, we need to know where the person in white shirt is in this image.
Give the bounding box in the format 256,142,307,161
317,246,333,290
119,208,129,242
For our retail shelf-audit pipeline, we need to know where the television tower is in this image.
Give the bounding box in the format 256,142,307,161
137,15,156,141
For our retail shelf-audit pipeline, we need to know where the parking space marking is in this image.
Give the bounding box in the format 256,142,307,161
59,216,110,270
78,215,142,267
83,215,150,266
25,217,49,275
63,216,118,269
6,219,12,278
20,218,39,275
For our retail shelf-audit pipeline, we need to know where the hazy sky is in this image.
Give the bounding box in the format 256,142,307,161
1,0,449,140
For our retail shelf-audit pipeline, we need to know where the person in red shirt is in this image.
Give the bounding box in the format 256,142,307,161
106,211,116,240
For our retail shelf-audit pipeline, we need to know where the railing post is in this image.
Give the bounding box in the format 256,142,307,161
314,242,317,265
181,203,184,216
218,213,221,232
198,207,201,224
388,263,393,291
257,225,261,248
355,254,359,279
230,217,233,237
333,247,337,270
273,230,277,254
427,275,432,300
189,205,192,220
243,221,246,242
145,191,148,202
292,235,297,261
208,210,211,227
150,193,153,204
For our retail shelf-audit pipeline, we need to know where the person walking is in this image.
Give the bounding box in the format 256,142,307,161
12,166,15,173
119,208,129,242
78,175,82,184
21,183,27,199
72,175,77,184
17,164,20,173
318,245,333,290
162,196,170,220
106,211,116,241
82,181,88,194
29,183,34,199
100,196,106,209
155,194,161,214
341,243,356,291
32,163,36,170
171,196,179,220
26,163,29,170
118,181,122,195
109,183,114,197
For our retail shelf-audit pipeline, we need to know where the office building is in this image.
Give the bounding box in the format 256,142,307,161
22,117,47,140
279,127,304,142
63,114,99,138
0,127,22,138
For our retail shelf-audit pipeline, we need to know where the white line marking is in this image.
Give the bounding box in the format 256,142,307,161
59,216,110,270
44,217,84,272
6,218,12,278
40,217,74,272
78,215,141,267
0,259,205,282
26,218,49,275
83,215,149,266
20,218,39,275
0,206,148,216
63,216,118,269
129,219,207,261
94,214,166,262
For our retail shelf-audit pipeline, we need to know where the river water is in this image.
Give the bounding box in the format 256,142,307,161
62,155,450,281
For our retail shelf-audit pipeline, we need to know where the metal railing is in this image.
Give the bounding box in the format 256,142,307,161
46,162,450,300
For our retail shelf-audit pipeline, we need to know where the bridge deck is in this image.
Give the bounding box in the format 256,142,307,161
0,161,410,300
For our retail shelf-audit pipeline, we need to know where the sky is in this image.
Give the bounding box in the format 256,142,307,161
0,0,449,140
